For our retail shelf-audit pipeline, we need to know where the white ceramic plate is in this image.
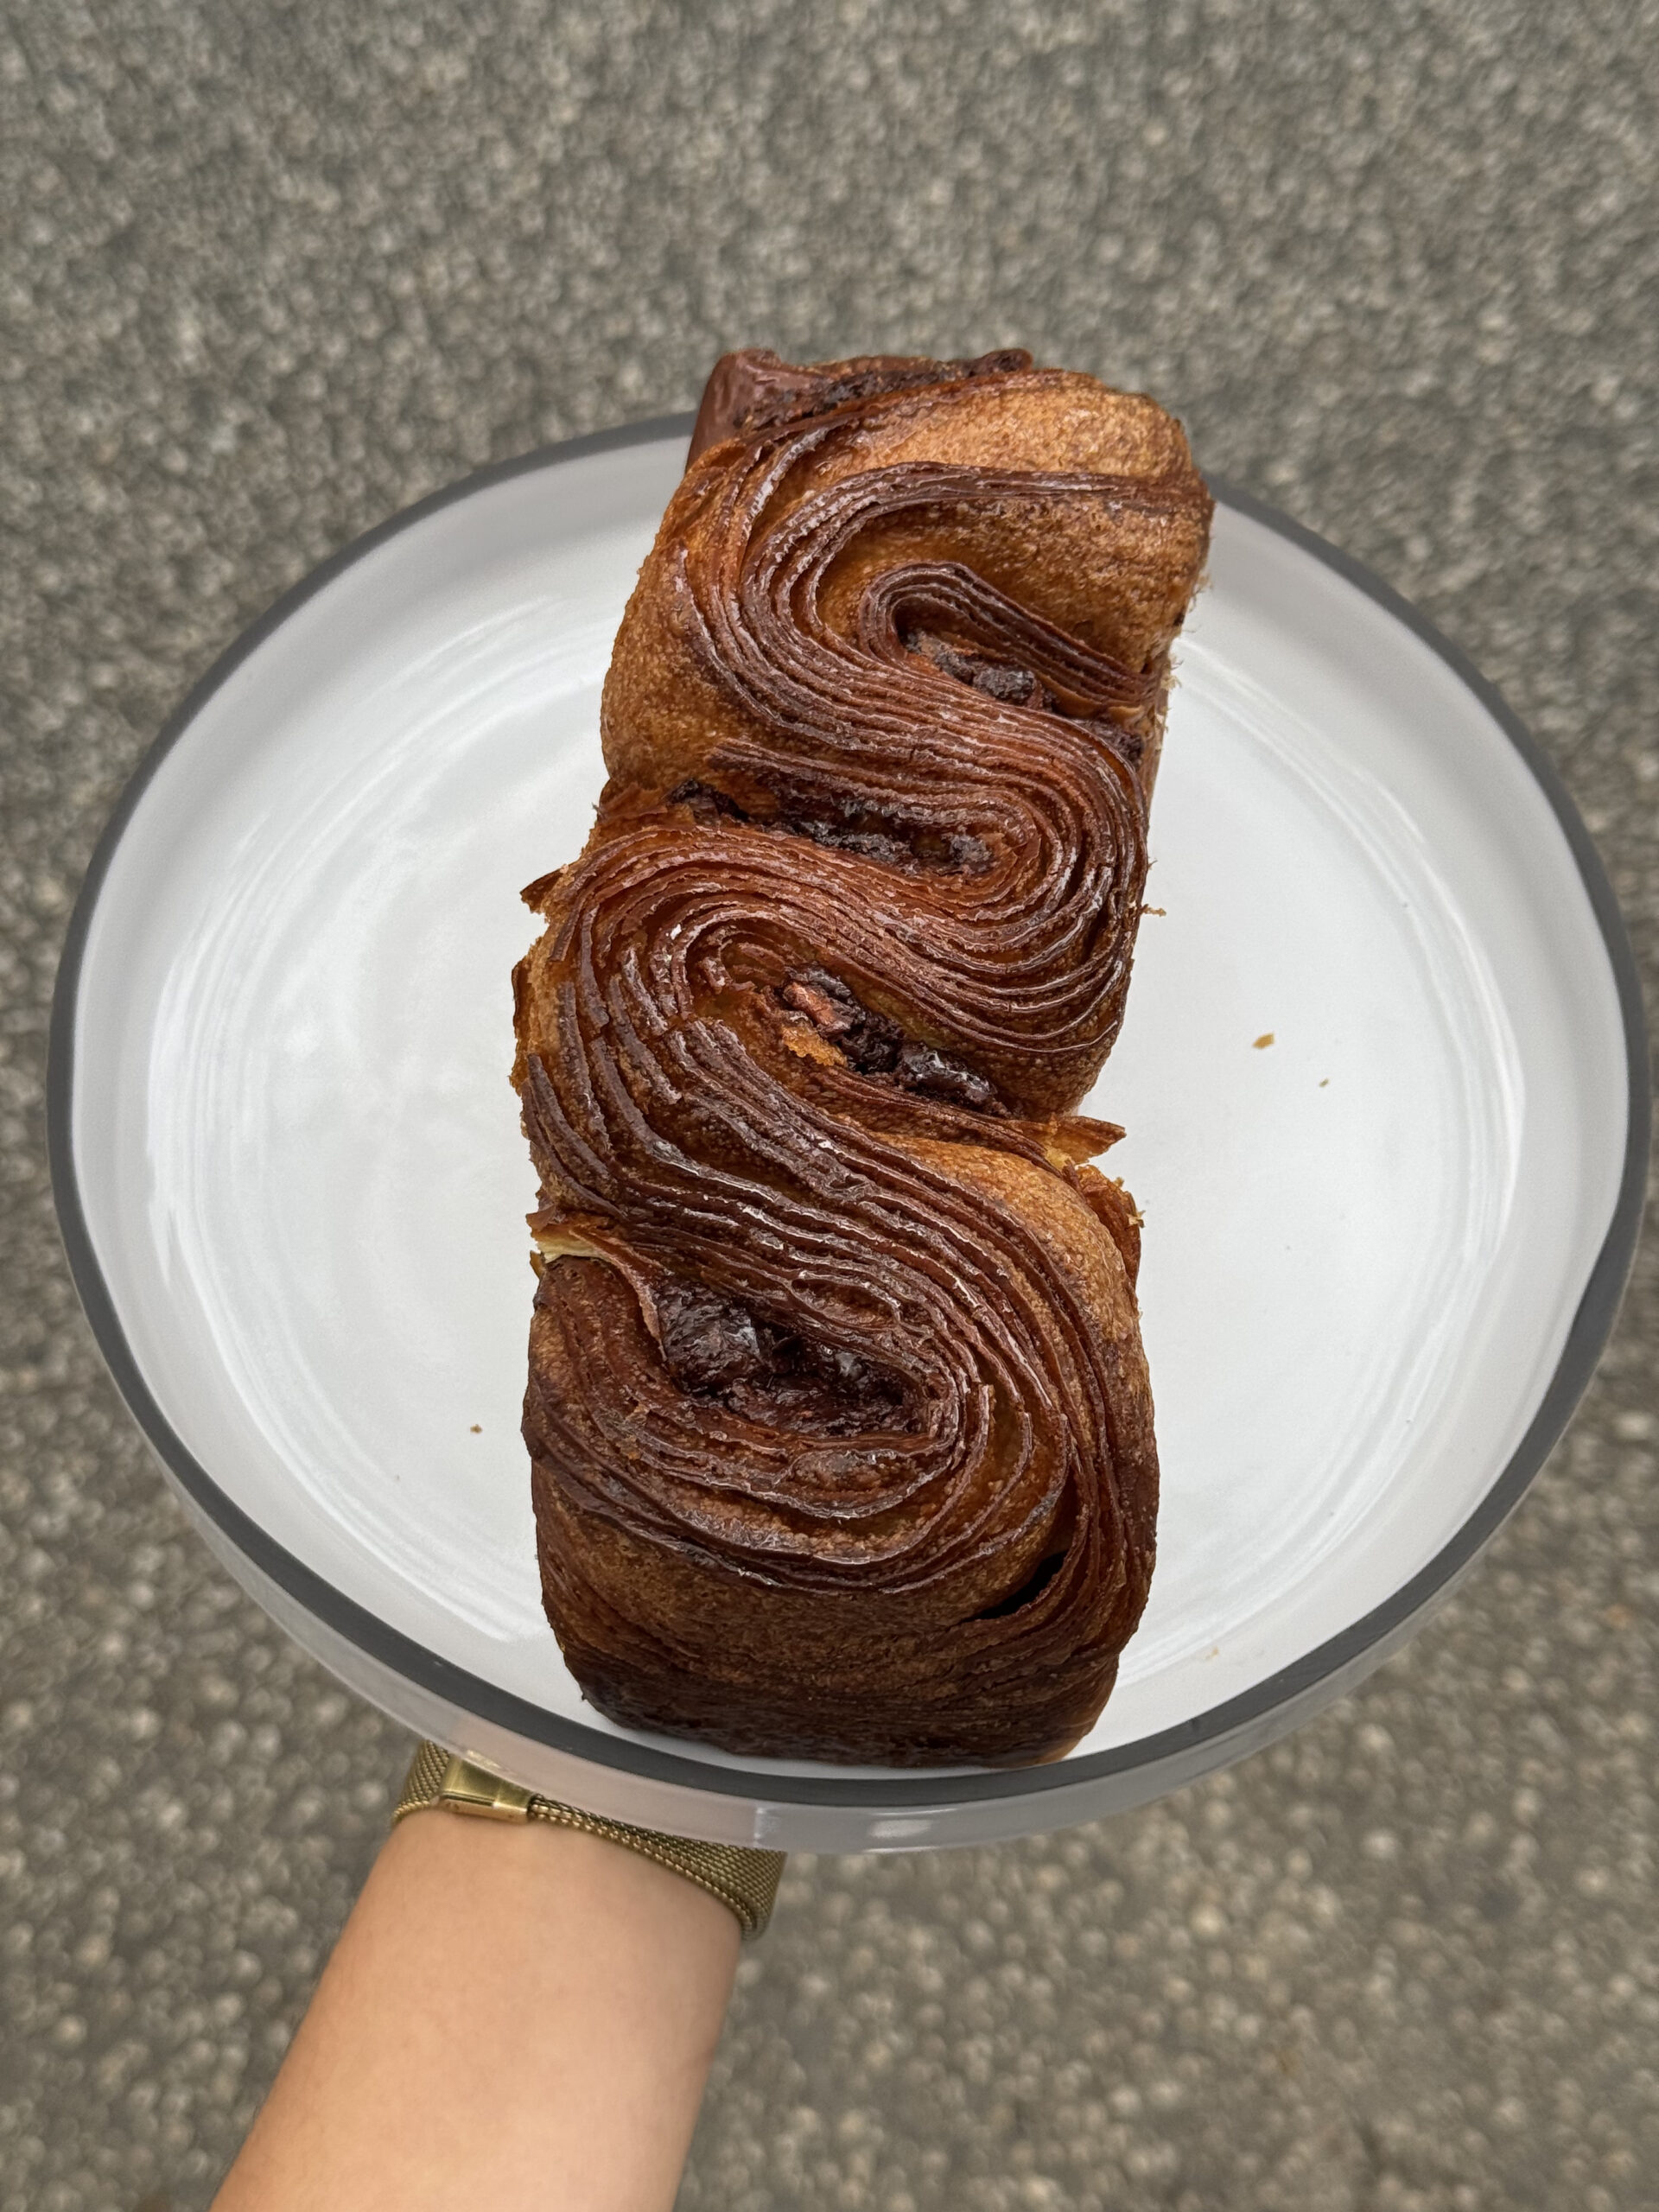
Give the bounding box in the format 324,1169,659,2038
50,421,1647,1851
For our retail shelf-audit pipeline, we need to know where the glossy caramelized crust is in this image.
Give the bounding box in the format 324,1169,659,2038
512,348,1212,1765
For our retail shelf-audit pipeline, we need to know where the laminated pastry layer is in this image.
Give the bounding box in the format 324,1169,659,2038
512,348,1212,1765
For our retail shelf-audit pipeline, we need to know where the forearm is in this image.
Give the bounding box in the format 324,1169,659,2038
212,1804,740,2212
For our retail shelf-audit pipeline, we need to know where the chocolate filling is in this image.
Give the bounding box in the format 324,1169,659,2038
655,1278,912,1434
902,630,1147,766
666,778,749,828
667,779,991,875
907,632,1050,710
782,966,1004,1113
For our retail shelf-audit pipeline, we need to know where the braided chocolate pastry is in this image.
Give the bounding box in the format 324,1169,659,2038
512,349,1212,1766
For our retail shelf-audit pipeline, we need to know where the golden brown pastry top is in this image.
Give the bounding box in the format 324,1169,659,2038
512,350,1211,1765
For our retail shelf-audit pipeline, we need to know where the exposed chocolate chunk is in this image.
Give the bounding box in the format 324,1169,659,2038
788,811,992,874
654,1275,910,1433
731,1344,909,1437
772,787,992,874
969,663,1042,704
667,778,751,825
908,632,1052,712
940,830,995,869
670,773,990,876
902,631,1155,778
893,1039,1001,1112
785,966,903,1074
784,816,918,869
780,969,1007,1113
656,1281,770,1393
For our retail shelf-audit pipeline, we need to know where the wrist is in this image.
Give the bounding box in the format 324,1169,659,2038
393,1741,785,1938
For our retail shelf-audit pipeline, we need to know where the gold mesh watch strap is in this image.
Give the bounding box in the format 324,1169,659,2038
393,1743,785,1938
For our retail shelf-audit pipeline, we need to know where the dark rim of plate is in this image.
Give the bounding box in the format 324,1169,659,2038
47,413,1652,1813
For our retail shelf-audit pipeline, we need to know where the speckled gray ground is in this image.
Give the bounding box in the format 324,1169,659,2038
2,3,1656,2207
